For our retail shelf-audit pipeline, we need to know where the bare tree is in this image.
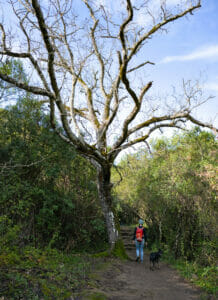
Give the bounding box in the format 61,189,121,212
0,0,217,249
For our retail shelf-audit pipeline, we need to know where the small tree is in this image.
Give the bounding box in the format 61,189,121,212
0,0,216,248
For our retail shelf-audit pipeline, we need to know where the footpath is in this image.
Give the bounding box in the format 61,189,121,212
78,226,211,300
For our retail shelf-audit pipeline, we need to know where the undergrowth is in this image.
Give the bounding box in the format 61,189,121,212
162,247,218,297
0,246,103,299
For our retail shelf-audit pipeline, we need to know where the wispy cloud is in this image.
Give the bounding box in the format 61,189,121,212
166,0,189,5
204,82,218,92
161,45,218,63
95,0,193,15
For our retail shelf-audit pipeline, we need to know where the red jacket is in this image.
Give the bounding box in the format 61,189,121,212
133,225,147,241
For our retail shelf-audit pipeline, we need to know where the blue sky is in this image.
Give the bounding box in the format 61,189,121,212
142,0,218,127
73,0,218,128
0,0,217,129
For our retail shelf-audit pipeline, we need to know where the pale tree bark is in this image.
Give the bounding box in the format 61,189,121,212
96,164,118,246
0,0,217,249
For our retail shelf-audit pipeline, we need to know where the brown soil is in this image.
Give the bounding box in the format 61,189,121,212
77,226,211,300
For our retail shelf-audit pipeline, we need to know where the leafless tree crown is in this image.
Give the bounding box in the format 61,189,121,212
0,0,216,164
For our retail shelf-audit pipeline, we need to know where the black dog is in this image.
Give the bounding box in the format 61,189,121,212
149,249,162,270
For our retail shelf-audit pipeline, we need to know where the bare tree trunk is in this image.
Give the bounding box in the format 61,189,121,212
96,165,119,249
159,221,162,243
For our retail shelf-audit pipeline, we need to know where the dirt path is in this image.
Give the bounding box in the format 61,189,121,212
77,227,208,300
78,252,204,300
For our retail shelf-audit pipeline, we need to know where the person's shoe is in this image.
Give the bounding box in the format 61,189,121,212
135,257,139,262
140,260,143,263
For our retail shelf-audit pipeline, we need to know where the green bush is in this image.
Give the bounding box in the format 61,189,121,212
0,98,107,252
0,246,99,299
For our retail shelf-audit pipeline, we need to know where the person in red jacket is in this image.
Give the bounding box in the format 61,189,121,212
132,219,147,263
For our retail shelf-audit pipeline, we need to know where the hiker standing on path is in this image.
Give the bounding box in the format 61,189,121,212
133,219,147,263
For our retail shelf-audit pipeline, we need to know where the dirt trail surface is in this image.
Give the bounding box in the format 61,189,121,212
78,226,207,300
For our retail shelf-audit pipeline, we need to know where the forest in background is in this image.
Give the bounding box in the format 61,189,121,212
0,60,217,297
113,128,217,265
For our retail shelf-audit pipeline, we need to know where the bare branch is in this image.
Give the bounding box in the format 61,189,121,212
119,0,133,55
112,81,152,150
31,0,59,97
0,23,6,49
128,1,201,61
0,71,53,97
127,112,189,136
77,77,100,129
143,140,152,156
83,0,114,124
127,61,155,73
55,0,75,69
115,122,186,152
112,164,123,187
187,114,218,134
30,0,103,161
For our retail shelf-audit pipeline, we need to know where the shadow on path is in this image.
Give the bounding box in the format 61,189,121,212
77,226,210,300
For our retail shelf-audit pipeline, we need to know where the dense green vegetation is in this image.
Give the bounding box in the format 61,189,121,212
113,128,217,294
0,99,110,298
0,97,107,252
1,60,217,298
0,243,97,299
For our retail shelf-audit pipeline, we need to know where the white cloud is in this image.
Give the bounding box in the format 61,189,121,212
161,45,218,63
134,0,198,30
165,0,185,5
204,82,218,92
93,0,126,16
95,0,106,6
95,0,193,11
